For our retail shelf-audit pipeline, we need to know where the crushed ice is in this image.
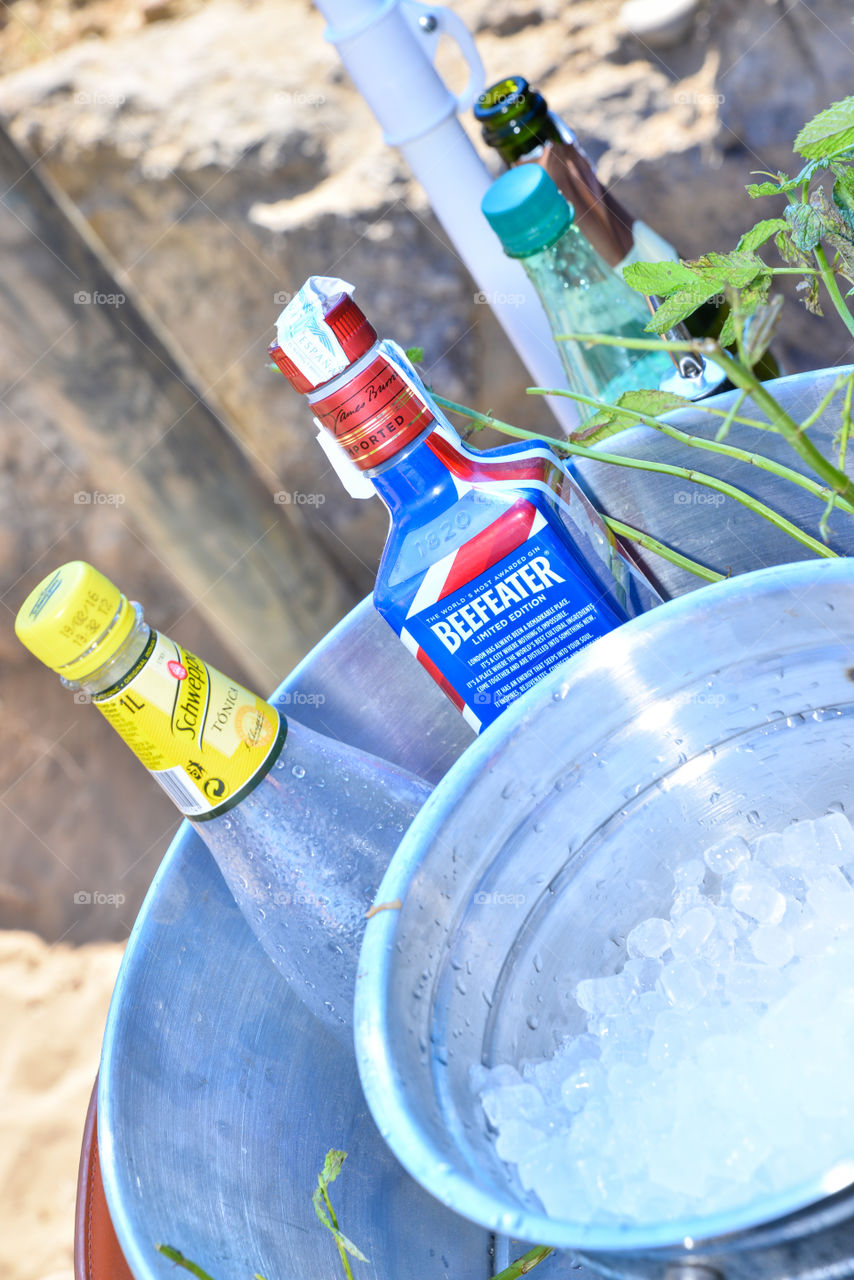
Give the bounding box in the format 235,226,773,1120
473,813,854,1224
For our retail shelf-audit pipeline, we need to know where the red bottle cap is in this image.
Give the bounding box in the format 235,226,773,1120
269,293,378,394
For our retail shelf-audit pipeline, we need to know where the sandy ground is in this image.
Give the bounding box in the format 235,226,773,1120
0,932,125,1280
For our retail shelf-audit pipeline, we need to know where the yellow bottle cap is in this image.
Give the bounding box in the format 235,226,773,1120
15,561,137,681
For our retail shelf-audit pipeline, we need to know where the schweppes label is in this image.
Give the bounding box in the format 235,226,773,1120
93,631,285,819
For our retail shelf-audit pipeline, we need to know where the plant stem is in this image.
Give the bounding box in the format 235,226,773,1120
603,517,725,582
796,370,852,436
706,345,854,504
822,371,854,538
322,1186,355,1280
434,394,839,559
525,384,854,517
814,243,854,339
715,388,748,442
493,1244,554,1280
553,331,717,356
156,1246,218,1280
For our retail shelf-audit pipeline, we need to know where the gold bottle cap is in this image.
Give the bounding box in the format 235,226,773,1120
15,561,136,681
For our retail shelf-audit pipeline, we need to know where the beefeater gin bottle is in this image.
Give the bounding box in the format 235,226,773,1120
270,277,661,733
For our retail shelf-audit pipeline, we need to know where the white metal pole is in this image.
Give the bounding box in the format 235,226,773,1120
312,0,578,433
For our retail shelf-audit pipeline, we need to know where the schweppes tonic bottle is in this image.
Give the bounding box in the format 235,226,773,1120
270,277,662,734
15,561,431,1044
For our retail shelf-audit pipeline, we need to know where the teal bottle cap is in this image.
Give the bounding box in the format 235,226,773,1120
481,165,574,258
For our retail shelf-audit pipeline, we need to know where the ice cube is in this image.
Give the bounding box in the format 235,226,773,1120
560,1058,605,1113
750,925,794,968
781,818,822,869
673,859,706,890
806,875,854,933
495,1117,545,1161
481,1081,544,1127
754,831,787,867
729,874,786,925
670,906,715,958
657,961,708,1008
813,813,854,865
575,973,630,1017
626,916,672,959
703,835,751,875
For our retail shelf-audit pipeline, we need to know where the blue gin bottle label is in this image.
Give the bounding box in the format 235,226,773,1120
389,501,625,732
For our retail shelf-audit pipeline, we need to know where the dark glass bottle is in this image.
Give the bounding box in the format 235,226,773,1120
474,76,780,381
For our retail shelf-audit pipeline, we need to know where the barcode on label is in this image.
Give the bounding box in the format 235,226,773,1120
152,766,210,816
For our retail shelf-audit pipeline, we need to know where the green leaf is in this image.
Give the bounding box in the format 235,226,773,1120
613,389,693,417
794,158,825,184
783,202,824,252
832,167,854,232
405,346,424,365
797,273,823,315
642,251,764,333
621,258,698,296
746,180,784,198
794,95,854,159
720,276,772,356
747,170,806,197
743,290,782,367
570,388,692,445
825,229,854,286
571,405,633,443
312,1150,370,1267
688,250,764,288
626,253,764,325
775,226,806,266
318,1149,347,1192
737,218,789,253
643,284,721,333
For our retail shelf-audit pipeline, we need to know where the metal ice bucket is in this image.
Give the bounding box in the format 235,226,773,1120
355,558,854,1280
99,366,854,1280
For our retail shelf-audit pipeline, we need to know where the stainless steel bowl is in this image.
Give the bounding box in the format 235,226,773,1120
354,558,854,1279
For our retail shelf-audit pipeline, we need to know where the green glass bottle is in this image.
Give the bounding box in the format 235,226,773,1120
482,165,675,416
475,76,780,382
474,76,671,272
